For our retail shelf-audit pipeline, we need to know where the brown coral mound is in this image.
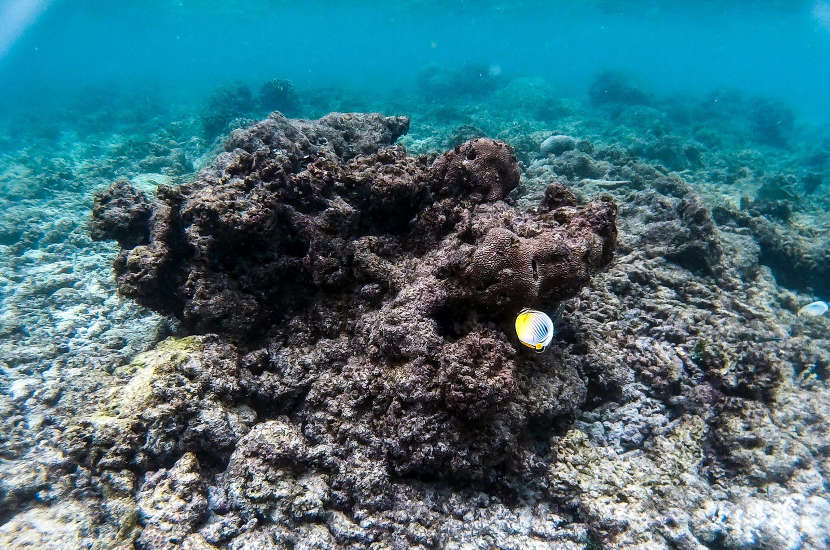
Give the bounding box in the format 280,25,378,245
90,179,153,248
89,112,616,493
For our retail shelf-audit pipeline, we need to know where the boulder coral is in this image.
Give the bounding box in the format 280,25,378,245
87,111,618,513
92,112,616,342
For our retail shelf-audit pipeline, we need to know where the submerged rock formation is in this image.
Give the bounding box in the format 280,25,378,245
85,111,618,546
91,111,616,347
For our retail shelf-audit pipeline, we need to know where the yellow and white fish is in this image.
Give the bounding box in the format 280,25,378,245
515,308,555,352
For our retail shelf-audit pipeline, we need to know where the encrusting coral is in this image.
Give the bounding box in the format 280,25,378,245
85,111,618,545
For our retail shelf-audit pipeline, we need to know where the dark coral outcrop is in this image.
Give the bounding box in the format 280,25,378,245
429,137,520,201
94,112,412,335
89,179,153,248
589,70,651,107
200,83,256,138
92,116,613,344
258,78,300,116
88,111,617,543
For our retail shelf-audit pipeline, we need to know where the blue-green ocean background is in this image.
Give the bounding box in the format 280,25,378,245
3,0,830,122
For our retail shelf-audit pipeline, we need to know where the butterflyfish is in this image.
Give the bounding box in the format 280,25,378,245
515,308,555,352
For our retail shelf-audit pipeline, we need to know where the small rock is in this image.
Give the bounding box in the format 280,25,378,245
540,134,576,155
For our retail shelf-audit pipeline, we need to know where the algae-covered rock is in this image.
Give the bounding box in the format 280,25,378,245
540,134,577,156
712,203,830,297
0,499,131,550
87,112,618,520
89,179,153,248
549,416,708,547
711,399,811,484
62,336,255,472
223,421,330,524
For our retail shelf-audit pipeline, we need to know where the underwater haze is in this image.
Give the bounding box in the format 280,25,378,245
2,1,830,549
3,1,830,117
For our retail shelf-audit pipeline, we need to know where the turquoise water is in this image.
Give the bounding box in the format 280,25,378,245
3,1,830,118
2,2,830,549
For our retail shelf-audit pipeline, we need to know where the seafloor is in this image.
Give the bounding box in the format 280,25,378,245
1,72,829,549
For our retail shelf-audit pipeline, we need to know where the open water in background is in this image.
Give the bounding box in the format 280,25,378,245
2,1,830,122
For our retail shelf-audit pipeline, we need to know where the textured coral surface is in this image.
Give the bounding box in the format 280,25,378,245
77,112,621,547
88,111,616,485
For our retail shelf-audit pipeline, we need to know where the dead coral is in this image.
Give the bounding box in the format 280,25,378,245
89,179,153,248
88,112,617,516
428,137,520,201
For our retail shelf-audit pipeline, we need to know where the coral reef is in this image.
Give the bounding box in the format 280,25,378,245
87,113,618,491
589,70,651,107
751,98,795,148
77,105,830,549
712,203,830,298
258,78,301,117
446,123,486,148
94,112,413,335
89,179,154,248
416,63,505,100
3,71,830,550
200,83,255,138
